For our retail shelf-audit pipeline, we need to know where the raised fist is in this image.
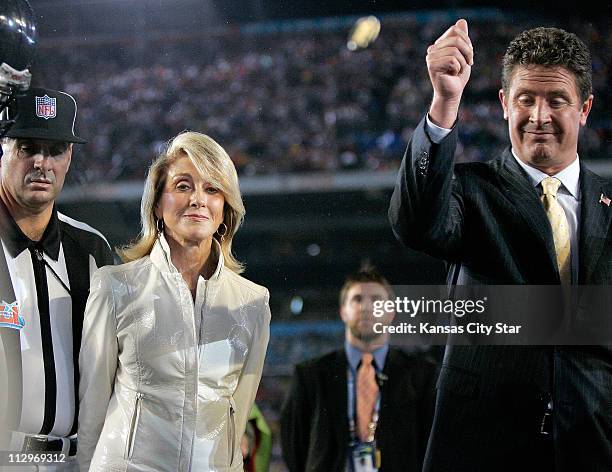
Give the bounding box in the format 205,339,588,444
426,19,474,128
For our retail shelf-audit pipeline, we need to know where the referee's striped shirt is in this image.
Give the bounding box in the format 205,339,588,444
0,201,114,438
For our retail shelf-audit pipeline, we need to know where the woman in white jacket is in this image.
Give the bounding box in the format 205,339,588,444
78,132,270,471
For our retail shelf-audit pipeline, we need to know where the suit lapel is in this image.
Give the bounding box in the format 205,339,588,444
578,165,612,283
496,149,559,279
329,350,349,449
378,349,395,432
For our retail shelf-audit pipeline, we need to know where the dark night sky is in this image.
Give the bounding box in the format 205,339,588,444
211,0,610,22
31,0,611,21
30,0,610,41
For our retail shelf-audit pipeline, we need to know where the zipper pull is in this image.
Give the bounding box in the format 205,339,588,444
34,247,44,262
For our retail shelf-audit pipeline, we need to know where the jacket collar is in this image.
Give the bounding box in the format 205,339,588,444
344,340,389,373
150,232,224,280
0,199,61,260
578,164,611,283
497,148,559,281
510,149,581,200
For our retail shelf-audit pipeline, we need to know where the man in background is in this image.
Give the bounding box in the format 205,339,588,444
281,265,437,472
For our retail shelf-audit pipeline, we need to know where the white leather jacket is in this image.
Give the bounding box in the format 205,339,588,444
78,236,270,471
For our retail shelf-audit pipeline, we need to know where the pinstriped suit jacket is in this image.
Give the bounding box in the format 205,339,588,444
389,116,612,472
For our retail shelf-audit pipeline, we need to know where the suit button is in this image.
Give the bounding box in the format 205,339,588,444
418,152,428,176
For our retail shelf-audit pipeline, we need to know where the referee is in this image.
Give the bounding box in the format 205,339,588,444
0,88,114,471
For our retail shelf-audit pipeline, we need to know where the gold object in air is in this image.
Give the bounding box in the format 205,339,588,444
347,16,381,51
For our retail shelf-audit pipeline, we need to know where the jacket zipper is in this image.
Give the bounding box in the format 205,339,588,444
126,392,144,460
228,401,236,467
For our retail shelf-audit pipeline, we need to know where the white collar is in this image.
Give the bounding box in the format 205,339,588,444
152,232,224,280
511,149,581,199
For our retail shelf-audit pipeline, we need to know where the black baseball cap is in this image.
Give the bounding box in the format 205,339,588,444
4,87,86,143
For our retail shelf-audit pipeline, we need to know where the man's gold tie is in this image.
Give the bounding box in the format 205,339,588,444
541,177,571,285
356,352,379,442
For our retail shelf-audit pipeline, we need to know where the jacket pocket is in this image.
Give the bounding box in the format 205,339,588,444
125,392,143,460
227,397,236,467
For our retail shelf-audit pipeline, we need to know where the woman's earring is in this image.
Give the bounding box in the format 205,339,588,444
156,218,164,235
216,222,228,242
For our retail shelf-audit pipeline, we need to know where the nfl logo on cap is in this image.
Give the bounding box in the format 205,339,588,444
6,87,87,143
35,94,57,120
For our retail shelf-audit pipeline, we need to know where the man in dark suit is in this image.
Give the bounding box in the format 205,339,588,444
389,20,611,472
280,266,437,472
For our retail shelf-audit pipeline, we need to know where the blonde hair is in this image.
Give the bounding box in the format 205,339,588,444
118,131,246,273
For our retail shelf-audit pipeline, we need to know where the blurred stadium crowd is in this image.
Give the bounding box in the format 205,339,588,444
29,10,610,470
34,14,611,186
